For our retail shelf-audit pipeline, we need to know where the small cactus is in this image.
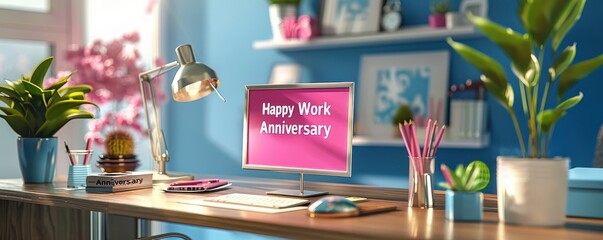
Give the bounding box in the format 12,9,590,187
104,130,134,157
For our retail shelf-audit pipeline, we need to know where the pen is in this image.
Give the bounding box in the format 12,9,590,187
64,142,75,166
169,179,220,186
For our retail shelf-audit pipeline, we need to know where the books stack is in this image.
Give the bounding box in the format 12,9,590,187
86,172,153,193
449,99,487,139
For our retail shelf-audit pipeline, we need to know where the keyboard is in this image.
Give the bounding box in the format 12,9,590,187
203,193,310,209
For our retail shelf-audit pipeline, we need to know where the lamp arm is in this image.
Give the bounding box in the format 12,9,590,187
139,61,179,174
140,61,179,80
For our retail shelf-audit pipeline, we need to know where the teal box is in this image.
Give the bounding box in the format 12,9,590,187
567,168,603,218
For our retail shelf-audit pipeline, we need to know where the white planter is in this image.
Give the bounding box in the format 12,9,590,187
497,156,569,227
269,4,298,41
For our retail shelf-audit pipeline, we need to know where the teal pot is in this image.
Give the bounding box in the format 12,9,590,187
17,137,58,183
497,157,569,227
445,190,483,221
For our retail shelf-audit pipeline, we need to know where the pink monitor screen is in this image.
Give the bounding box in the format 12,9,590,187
243,83,354,176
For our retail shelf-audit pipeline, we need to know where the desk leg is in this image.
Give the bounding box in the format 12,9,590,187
90,212,146,239
137,218,151,238
90,211,107,240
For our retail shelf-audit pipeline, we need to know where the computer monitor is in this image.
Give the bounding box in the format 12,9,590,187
243,83,354,197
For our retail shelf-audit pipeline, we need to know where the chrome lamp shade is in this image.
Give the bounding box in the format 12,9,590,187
139,44,225,183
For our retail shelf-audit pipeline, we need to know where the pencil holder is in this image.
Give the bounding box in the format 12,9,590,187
68,165,91,188
408,157,435,208
66,149,93,188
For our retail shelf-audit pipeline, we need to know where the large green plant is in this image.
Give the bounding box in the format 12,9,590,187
448,0,603,158
0,57,97,138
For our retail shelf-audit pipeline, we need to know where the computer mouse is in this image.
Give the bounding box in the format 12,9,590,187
308,196,360,218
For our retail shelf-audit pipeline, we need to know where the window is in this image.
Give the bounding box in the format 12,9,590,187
0,0,50,13
0,0,81,178
0,0,81,73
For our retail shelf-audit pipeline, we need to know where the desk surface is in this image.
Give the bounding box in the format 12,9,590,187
0,176,602,240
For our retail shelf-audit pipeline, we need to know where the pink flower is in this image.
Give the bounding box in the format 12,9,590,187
63,31,167,146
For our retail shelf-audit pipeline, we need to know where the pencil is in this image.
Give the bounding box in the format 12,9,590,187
399,123,412,157
427,120,438,157
64,142,75,166
422,119,432,158
431,125,446,157
83,138,91,165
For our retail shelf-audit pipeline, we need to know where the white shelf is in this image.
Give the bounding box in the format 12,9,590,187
253,25,479,50
352,133,490,149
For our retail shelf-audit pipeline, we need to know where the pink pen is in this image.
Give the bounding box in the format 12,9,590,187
169,179,221,186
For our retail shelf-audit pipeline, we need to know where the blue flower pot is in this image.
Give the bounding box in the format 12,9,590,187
445,190,483,221
17,137,58,183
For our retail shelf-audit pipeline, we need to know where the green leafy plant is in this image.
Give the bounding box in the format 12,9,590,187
0,57,97,138
431,0,450,14
439,160,490,192
392,104,414,125
448,0,603,158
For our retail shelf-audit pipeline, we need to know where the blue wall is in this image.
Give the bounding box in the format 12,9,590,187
160,0,603,238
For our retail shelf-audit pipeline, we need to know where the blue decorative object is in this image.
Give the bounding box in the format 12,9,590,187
567,167,603,218
445,190,483,221
18,137,57,183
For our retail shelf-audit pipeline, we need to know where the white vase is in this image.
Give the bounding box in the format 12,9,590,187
269,4,298,41
496,156,569,226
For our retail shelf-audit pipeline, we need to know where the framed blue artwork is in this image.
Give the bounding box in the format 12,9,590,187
321,0,382,35
357,51,450,139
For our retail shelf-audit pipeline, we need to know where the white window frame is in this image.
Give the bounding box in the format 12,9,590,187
0,0,82,71
0,0,83,179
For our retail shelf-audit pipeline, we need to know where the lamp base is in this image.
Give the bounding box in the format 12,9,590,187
152,172,193,184
267,189,328,198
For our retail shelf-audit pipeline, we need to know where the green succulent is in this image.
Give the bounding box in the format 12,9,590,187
439,160,490,192
448,0,603,158
431,0,450,14
392,104,413,125
0,57,97,138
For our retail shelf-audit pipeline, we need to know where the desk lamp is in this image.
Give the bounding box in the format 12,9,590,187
139,44,225,183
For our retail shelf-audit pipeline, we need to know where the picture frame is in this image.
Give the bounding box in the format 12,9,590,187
357,51,450,139
460,0,488,18
269,63,301,84
321,0,382,36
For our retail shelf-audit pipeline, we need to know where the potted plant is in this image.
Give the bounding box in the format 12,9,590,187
429,0,450,28
0,57,96,183
448,0,603,226
268,0,300,40
439,160,490,221
392,104,413,137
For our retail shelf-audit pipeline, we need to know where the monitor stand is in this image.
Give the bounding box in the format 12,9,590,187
267,173,328,197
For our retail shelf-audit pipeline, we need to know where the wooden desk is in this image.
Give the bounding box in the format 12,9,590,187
1,176,603,239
